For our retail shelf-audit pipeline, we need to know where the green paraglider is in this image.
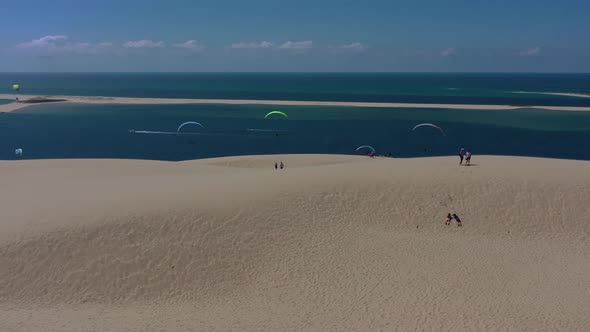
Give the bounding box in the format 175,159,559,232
264,110,288,119
12,84,20,92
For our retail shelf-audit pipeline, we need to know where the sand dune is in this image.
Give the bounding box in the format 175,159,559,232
1,155,589,331
2,93,590,112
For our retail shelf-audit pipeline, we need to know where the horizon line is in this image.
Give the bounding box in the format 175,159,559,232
2,71,590,74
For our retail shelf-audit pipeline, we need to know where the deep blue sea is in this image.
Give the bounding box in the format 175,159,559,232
1,73,590,161
2,73,590,106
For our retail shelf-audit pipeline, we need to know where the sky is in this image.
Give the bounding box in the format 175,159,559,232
1,0,589,72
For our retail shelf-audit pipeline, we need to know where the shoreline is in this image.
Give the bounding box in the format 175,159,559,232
512,91,590,99
538,92,590,99
2,93,590,112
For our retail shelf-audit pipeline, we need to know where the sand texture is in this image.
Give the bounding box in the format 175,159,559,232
1,155,589,331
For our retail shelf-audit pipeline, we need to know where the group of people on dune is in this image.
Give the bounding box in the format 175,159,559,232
274,161,284,170
445,213,462,227
459,148,472,165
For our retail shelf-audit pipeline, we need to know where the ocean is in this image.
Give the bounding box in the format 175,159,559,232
2,72,590,106
1,73,590,161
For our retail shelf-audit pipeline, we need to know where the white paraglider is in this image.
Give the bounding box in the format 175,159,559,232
356,145,376,153
177,121,204,132
15,148,23,157
411,123,446,136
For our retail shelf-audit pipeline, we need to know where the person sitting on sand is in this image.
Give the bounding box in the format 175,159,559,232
445,213,453,226
452,213,462,227
465,150,472,166
280,161,284,169
459,148,465,165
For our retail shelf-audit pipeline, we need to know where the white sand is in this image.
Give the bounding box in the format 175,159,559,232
540,92,590,99
512,91,590,99
2,94,590,112
0,102,33,113
1,155,589,331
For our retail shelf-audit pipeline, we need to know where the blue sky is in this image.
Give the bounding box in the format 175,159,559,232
1,0,589,72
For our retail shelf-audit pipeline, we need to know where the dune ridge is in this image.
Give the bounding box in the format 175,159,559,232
1,155,589,331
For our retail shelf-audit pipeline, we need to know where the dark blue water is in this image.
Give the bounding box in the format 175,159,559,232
2,103,590,161
2,73,590,107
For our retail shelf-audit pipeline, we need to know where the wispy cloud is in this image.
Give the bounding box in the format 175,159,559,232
231,41,274,49
17,35,68,49
441,47,456,57
339,42,365,50
278,40,313,50
519,47,541,56
173,40,204,50
123,40,164,48
16,35,113,55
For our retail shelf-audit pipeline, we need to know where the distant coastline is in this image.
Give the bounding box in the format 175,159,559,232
2,94,590,113
512,91,590,99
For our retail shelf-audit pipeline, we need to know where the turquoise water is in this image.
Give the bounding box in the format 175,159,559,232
2,102,590,161
2,73,590,107
2,73,589,161
0,99,12,105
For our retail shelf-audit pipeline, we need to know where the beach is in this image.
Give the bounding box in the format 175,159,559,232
1,155,589,331
2,94,590,112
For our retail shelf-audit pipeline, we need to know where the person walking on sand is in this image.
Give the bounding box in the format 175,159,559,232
452,213,462,227
445,213,453,226
280,161,284,170
275,162,278,170
459,148,465,165
465,150,472,166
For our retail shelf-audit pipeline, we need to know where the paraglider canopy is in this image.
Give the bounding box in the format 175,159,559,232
411,123,445,136
12,84,20,92
356,145,376,154
177,121,204,132
264,110,288,119
15,148,23,156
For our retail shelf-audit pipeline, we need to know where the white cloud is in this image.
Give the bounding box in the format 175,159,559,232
15,35,113,55
339,42,365,50
173,40,204,50
519,47,541,56
17,35,68,49
278,40,313,50
231,41,274,49
123,40,164,48
441,48,456,57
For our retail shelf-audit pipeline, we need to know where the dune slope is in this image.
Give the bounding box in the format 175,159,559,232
1,155,589,331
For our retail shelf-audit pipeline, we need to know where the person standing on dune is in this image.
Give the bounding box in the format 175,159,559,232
465,150,472,166
452,213,462,227
459,148,465,165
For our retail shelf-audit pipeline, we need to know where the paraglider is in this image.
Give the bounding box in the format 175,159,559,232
411,123,445,136
14,148,23,157
177,121,204,132
356,145,376,155
12,84,20,92
264,111,288,119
